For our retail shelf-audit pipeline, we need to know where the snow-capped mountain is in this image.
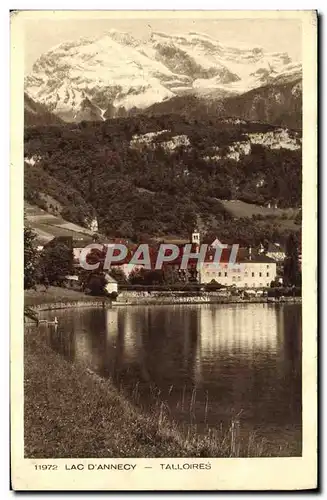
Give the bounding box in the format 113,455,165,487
25,29,301,122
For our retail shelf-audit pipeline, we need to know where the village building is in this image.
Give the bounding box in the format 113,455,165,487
200,251,277,288
104,273,118,294
64,274,80,290
194,232,277,288
72,229,279,288
266,242,286,262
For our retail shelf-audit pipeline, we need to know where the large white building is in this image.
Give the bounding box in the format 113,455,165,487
200,254,277,288
198,230,277,288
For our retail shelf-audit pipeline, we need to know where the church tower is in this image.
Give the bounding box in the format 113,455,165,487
191,229,201,284
191,229,200,250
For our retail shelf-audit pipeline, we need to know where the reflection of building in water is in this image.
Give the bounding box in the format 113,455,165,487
121,310,141,361
194,305,278,382
105,308,118,343
200,305,278,353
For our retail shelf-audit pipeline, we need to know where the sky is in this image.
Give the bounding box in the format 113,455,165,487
24,17,302,73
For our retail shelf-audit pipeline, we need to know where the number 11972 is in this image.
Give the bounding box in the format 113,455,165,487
34,465,58,470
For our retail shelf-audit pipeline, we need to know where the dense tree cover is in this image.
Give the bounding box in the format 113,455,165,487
85,273,107,296
24,115,301,242
24,226,39,289
24,163,94,227
283,232,302,287
24,228,75,289
204,218,300,248
108,267,128,284
129,268,164,286
39,242,74,286
126,266,198,286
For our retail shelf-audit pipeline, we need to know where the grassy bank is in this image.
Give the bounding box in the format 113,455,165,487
24,285,106,307
25,325,286,458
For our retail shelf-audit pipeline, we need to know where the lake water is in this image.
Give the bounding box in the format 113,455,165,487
40,303,302,455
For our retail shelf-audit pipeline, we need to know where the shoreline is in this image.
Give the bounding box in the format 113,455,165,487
29,299,111,312
24,286,301,458
113,294,302,306
24,324,300,458
24,287,301,315
24,287,112,321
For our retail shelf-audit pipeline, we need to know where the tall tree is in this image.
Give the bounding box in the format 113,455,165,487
24,226,39,289
129,268,164,285
39,242,73,286
108,266,127,284
283,233,301,287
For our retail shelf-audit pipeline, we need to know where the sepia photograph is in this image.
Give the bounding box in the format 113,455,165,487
11,9,317,491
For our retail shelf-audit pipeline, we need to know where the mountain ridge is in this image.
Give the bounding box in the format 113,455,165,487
24,92,63,126
143,78,302,130
25,30,302,124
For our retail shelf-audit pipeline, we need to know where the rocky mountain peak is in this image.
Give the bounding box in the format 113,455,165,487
25,30,301,123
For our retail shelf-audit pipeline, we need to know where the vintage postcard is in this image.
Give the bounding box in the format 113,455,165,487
11,10,317,490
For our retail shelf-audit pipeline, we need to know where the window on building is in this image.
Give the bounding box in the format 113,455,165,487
267,265,270,268
259,272,262,277
218,272,221,277
238,276,241,281
225,272,228,277
267,272,269,277
245,283,248,287
267,282,270,287
252,272,255,277
260,283,263,287
232,276,236,282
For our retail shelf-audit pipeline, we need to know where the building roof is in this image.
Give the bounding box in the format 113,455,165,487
240,255,277,264
203,247,276,264
267,242,285,253
159,238,190,245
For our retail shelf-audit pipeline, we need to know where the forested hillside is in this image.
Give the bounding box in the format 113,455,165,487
24,115,301,243
24,164,94,226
